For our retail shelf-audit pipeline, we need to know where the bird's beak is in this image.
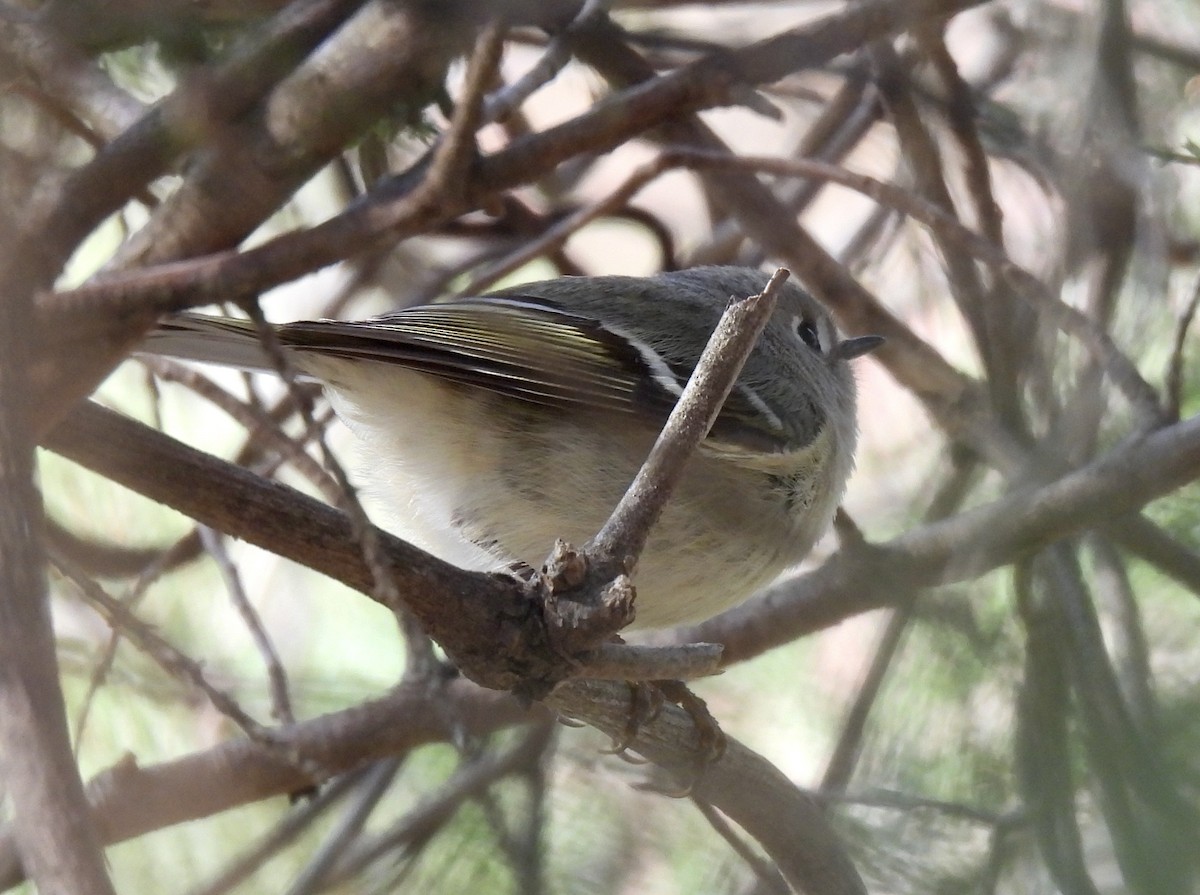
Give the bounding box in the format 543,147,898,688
831,334,885,361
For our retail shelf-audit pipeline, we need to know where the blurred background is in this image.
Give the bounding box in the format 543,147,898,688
5,0,1200,892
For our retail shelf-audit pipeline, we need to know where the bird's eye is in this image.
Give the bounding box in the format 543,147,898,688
794,318,821,351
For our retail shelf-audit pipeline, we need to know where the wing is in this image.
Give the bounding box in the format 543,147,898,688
281,296,791,454
150,296,792,454
280,296,677,417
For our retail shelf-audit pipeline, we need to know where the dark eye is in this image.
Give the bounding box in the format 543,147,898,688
794,319,821,351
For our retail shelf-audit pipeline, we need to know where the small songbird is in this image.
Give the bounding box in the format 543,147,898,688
144,266,881,629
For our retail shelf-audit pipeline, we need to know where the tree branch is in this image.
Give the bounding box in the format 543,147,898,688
685,413,1200,662
0,222,115,895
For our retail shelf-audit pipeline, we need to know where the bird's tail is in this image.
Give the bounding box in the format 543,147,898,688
141,314,280,372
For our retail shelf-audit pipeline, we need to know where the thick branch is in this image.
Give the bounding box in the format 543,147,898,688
685,414,1200,662
43,401,557,692
0,680,532,890
548,681,868,895
0,246,114,894
0,675,868,895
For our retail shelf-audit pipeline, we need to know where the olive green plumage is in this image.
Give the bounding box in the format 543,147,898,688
145,267,879,628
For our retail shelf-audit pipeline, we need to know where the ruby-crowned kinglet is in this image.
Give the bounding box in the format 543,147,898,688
145,267,881,629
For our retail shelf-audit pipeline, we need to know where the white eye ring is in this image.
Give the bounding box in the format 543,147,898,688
794,317,822,352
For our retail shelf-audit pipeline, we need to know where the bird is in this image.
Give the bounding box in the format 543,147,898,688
143,266,881,629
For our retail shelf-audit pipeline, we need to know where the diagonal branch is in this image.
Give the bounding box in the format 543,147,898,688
590,271,786,572
0,228,115,895
685,411,1200,662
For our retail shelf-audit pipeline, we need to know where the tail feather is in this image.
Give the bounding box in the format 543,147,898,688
141,315,279,372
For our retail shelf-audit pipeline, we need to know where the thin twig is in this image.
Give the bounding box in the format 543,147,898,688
1105,515,1200,598
53,554,269,739
197,526,295,725
453,155,671,297
144,357,341,503
56,552,338,791
869,41,993,362
692,798,790,895
482,0,608,125
183,765,375,895
539,270,792,650
471,738,550,895
239,304,383,577
574,643,724,682
819,597,915,792
419,20,506,203
72,545,193,753
1086,535,1158,737
917,27,1005,246
589,269,789,568
821,451,980,790
1166,273,1200,421
282,758,404,895
318,722,555,888
239,297,440,678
